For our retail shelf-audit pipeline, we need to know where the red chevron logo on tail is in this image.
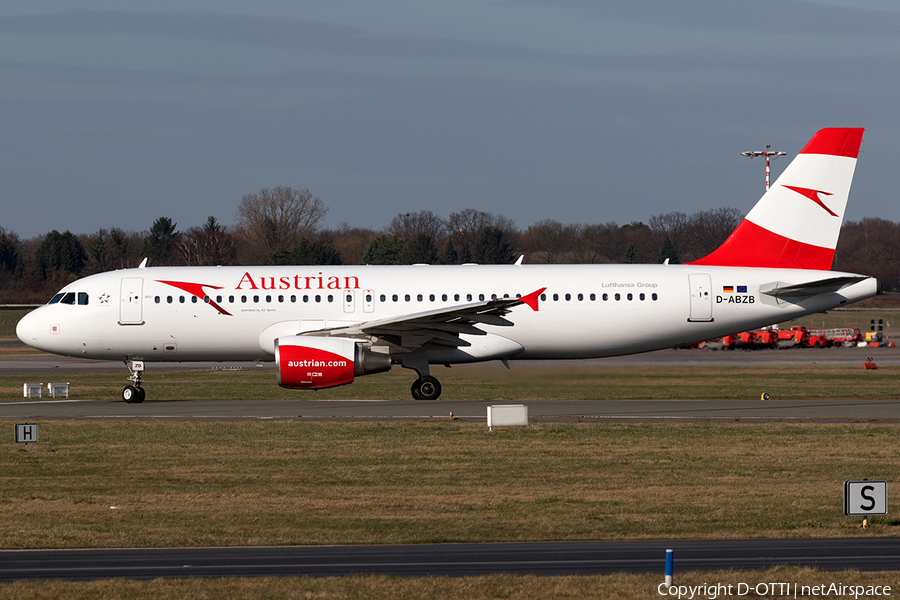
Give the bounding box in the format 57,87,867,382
782,185,838,217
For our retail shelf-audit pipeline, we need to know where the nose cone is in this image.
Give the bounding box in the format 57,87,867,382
16,310,38,348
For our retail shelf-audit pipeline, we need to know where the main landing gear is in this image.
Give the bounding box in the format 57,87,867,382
402,349,442,400
411,375,441,401
123,360,146,404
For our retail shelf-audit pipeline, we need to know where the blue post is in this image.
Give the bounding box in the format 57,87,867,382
665,548,673,586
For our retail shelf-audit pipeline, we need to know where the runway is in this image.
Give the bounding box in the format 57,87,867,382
2,346,899,422
3,397,900,422
2,538,899,581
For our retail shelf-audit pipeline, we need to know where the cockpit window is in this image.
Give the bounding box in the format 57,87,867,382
77,292,89,305
60,292,76,305
48,293,64,304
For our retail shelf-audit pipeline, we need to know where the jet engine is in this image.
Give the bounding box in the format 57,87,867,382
275,336,391,390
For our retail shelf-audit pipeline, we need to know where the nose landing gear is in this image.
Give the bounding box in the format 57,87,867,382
123,360,146,403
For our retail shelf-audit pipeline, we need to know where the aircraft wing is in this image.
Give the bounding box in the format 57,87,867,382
302,287,546,350
760,276,870,300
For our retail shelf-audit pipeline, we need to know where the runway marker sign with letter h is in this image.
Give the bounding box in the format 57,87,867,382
15,423,38,446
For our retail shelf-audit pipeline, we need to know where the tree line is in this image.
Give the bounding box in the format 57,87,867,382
0,185,896,303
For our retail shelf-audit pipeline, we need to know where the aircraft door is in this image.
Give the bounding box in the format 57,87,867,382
688,274,713,322
119,277,144,325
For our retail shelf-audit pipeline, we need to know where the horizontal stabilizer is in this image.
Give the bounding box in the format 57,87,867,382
760,276,870,300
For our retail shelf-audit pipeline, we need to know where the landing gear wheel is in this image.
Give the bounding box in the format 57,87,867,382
134,387,146,404
411,376,442,400
123,385,139,403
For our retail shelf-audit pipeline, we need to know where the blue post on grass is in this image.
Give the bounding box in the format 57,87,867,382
665,549,673,586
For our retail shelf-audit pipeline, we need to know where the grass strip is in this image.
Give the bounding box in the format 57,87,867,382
1,421,898,549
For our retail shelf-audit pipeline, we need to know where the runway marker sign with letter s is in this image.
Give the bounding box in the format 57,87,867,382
844,480,887,516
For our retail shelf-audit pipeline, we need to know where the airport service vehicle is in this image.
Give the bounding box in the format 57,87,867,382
16,128,879,402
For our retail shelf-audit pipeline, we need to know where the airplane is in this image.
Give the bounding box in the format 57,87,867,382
16,127,880,403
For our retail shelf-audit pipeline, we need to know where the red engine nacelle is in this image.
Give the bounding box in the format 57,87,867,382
275,336,391,390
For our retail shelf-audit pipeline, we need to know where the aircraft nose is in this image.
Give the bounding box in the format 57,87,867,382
16,310,38,347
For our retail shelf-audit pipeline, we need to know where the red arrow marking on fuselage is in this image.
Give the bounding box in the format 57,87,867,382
782,185,838,217
519,287,547,311
156,280,232,316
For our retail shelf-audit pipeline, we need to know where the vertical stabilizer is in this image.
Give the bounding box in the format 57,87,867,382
688,128,864,269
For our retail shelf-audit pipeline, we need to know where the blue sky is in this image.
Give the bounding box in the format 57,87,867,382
1,0,898,238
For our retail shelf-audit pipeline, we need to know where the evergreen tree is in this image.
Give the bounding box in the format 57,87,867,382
33,230,87,280
472,227,516,264
142,217,178,264
439,238,459,264
362,236,404,265
656,236,680,264
288,238,342,265
400,234,438,264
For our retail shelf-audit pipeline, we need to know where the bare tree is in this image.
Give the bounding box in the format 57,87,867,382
519,219,578,264
447,208,518,250
234,186,328,261
386,210,447,242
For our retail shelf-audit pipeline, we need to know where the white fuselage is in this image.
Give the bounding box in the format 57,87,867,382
16,263,879,364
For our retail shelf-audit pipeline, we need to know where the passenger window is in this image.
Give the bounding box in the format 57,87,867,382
203,296,210,303
279,295,284,303
265,295,272,303
627,293,633,301
417,294,423,302
392,294,398,302
467,294,472,301
366,294,372,302
479,294,485,301
253,295,259,303
167,296,173,304
192,296,198,303
405,294,411,302
290,295,296,302
441,294,447,301
241,296,247,303
552,294,559,301
615,293,620,301
155,296,160,304
315,295,321,303
454,294,460,301
603,293,608,301
327,295,333,302
180,296,185,303
565,293,571,301
430,294,435,302
577,293,583,301
303,295,309,303
540,294,546,301
77,292,89,305
216,295,223,303
640,293,645,301
652,293,658,301
228,296,234,303
379,294,385,302
590,293,596,301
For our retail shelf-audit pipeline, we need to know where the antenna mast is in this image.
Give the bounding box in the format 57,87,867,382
741,145,787,191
